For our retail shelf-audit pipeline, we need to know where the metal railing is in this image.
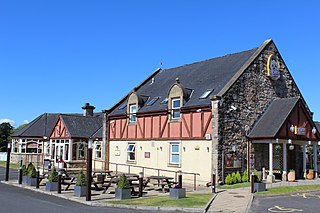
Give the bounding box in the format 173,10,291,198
109,162,200,190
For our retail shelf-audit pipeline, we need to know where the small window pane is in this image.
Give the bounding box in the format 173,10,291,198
171,154,179,164
173,99,180,108
172,110,180,119
172,145,179,153
147,97,159,106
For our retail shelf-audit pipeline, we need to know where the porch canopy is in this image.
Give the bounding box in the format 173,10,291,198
248,97,320,181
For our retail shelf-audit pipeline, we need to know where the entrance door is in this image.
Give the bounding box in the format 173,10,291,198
55,143,64,167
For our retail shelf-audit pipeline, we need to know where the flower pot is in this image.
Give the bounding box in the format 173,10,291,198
46,181,58,191
27,177,37,186
253,182,266,192
115,188,131,200
169,188,186,198
288,171,296,182
307,169,314,179
74,186,86,197
22,176,29,185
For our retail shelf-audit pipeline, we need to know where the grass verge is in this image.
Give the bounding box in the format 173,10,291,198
257,184,320,195
0,161,20,169
219,182,251,189
106,193,212,208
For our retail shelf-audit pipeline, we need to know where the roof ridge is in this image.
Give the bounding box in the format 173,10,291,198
164,47,259,71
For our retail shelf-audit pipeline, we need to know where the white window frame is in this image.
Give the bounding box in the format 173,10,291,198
94,142,102,159
129,104,137,123
171,98,181,120
127,143,136,162
169,142,181,165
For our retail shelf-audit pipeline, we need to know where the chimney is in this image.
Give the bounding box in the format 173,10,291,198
82,103,95,116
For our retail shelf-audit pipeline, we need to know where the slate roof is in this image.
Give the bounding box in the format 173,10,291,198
110,40,272,115
11,113,60,138
91,126,102,139
59,114,102,138
12,112,102,138
248,98,300,138
315,121,320,133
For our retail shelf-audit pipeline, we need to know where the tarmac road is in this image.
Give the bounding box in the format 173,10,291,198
0,167,158,213
250,192,320,213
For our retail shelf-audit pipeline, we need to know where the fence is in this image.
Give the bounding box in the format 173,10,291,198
109,162,200,190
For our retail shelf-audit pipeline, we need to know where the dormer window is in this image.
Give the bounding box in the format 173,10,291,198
129,104,137,123
171,98,181,119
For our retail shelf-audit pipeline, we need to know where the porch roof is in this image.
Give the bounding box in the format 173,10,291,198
248,98,299,138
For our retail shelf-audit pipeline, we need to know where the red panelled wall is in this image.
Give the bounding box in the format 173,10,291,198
110,111,212,140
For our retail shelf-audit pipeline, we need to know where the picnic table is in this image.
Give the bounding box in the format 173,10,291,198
147,176,177,192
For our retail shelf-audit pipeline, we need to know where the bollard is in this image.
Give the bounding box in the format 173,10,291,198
5,143,11,181
18,160,22,184
36,167,40,189
58,170,62,194
212,173,216,193
251,174,255,193
139,172,144,197
86,139,93,201
178,170,183,188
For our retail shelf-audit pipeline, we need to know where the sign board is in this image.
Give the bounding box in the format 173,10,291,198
296,127,306,135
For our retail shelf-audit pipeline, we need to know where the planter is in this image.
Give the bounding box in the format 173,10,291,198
288,171,296,182
115,188,131,200
307,169,314,179
22,176,29,185
169,188,186,198
46,181,58,191
27,177,37,186
253,182,266,192
74,186,86,197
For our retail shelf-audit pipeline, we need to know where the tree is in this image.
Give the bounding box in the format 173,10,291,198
0,122,14,152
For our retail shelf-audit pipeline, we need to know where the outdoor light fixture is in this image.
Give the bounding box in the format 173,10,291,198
288,139,292,144
290,124,295,133
312,127,317,135
308,141,312,145
289,145,294,150
8,142,11,149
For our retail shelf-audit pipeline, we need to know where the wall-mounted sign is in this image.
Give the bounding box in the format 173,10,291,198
267,54,280,80
144,152,150,158
296,127,306,136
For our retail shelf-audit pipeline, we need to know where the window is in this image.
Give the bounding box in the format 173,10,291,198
95,142,102,159
119,103,127,110
171,98,181,119
127,143,136,161
161,98,168,104
170,143,180,165
78,143,85,159
129,104,137,123
147,97,159,106
200,89,213,99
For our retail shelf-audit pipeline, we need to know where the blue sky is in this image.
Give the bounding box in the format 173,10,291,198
0,0,319,127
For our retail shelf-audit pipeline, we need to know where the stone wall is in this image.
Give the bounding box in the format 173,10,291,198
218,41,303,176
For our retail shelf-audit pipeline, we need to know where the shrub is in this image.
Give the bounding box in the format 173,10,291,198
231,172,237,184
117,174,130,189
27,163,36,178
235,171,242,183
76,170,86,186
22,165,28,176
48,167,58,182
225,174,232,185
242,170,248,182
253,169,260,182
